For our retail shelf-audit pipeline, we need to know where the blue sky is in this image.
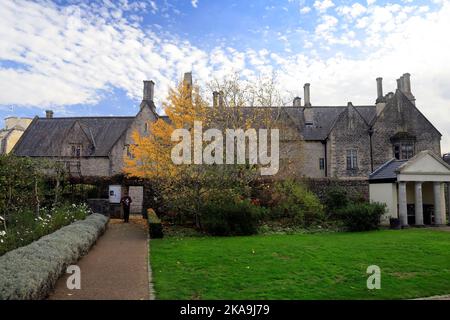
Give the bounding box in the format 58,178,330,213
1,0,450,151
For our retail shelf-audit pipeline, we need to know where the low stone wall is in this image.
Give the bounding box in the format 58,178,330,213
0,213,108,300
301,178,370,202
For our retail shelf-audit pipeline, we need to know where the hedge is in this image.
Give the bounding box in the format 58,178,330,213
147,208,163,239
0,213,108,300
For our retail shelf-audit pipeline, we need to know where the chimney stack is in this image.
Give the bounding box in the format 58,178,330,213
183,72,193,89
293,97,302,107
45,110,53,119
402,72,415,104
143,80,155,101
403,73,411,94
376,77,383,101
400,75,406,92
213,91,219,108
396,78,402,91
304,83,311,107
218,91,224,108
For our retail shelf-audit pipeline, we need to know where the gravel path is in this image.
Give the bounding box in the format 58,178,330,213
48,216,150,300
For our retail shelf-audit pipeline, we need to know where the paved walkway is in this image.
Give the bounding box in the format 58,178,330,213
48,216,150,300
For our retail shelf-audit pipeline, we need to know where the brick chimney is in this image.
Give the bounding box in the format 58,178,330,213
303,83,311,107
143,80,154,101
45,110,53,118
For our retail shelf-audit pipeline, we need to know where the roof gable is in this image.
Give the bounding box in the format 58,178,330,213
13,117,134,157
373,90,442,136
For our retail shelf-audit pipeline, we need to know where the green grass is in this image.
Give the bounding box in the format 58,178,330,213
150,229,450,299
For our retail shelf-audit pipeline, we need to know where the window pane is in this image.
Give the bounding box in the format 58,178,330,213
346,150,357,169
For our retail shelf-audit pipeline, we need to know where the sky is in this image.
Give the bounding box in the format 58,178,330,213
1,0,450,152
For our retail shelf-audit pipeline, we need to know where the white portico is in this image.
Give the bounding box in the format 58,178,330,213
369,150,450,227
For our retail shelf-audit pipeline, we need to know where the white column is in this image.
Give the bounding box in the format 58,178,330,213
399,182,408,227
433,182,443,225
414,182,424,226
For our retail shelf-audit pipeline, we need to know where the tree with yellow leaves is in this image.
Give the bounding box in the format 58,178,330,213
124,78,209,181
124,73,303,228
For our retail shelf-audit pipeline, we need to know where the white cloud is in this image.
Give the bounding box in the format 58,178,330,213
337,3,367,20
1,0,450,152
315,15,338,39
367,0,376,5
313,0,335,13
191,0,198,8
300,6,311,14
149,1,158,13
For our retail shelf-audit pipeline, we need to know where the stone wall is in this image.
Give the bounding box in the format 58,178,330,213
110,103,157,175
301,177,370,202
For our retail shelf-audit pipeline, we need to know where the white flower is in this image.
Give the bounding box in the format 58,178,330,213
0,215,4,221
0,230,6,236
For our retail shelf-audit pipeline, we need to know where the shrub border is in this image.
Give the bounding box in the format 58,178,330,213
0,213,109,300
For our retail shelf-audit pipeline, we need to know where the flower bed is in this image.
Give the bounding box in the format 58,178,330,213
0,213,108,300
0,203,90,256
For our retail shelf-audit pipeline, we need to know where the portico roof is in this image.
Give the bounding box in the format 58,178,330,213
369,150,450,183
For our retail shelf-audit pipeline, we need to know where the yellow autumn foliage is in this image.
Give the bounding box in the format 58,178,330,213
123,81,208,180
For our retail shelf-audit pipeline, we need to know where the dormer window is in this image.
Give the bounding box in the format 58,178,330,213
393,142,414,160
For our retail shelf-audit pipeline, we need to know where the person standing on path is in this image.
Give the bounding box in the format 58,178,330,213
120,191,132,223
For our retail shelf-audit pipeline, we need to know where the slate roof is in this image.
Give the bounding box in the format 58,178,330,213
369,158,408,182
13,103,377,157
13,117,134,157
221,105,376,141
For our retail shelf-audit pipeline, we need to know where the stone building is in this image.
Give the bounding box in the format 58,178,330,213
13,83,159,177
274,73,442,180
0,117,33,154
12,72,442,181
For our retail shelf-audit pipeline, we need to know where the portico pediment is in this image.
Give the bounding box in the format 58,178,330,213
396,150,450,182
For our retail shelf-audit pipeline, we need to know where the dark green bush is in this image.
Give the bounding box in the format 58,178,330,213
147,208,163,238
269,180,324,227
337,202,386,232
201,197,266,236
324,186,349,215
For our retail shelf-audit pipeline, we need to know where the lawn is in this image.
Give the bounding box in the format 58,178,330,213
150,229,450,299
